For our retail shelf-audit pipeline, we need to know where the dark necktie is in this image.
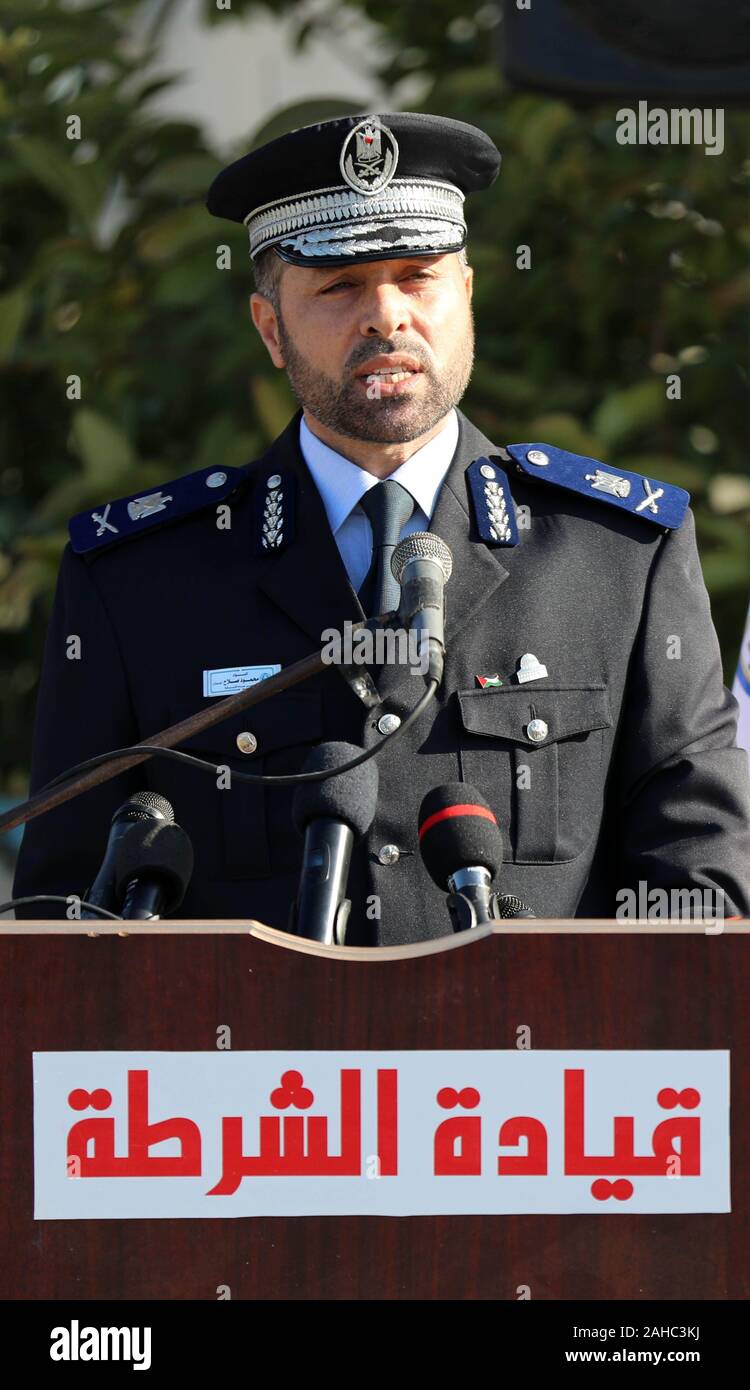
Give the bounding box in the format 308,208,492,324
357,480,416,617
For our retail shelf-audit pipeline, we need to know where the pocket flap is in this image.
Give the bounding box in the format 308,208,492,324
457,685,612,745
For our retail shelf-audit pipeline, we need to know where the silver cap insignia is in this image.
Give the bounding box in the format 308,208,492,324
340,116,399,196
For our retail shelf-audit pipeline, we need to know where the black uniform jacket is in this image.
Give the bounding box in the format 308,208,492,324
13,406,750,940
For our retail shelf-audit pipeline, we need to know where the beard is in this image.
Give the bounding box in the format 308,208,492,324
274,308,475,444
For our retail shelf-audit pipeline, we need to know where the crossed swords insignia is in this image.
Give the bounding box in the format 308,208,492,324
91,503,117,536
635,478,664,513
584,470,664,514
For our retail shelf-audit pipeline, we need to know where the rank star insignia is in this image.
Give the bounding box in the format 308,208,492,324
340,116,399,195
476,674,503,688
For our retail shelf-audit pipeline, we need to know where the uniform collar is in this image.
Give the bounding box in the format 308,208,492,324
299,408,459,529
250,404,513,654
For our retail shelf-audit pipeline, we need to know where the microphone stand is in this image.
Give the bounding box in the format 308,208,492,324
445,868,502,932
0,618,389,840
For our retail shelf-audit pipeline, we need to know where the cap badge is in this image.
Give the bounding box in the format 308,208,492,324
340,116,399,196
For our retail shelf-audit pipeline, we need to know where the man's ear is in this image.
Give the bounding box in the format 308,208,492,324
249,292,285,369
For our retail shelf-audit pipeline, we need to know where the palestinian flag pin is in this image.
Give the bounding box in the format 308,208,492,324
475,674,503,689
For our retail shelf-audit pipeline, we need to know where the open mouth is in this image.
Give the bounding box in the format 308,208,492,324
356,367,423,393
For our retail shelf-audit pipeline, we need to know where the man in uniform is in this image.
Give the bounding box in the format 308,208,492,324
12,112,750,940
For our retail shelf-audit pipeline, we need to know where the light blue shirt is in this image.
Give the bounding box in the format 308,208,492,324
299,408,459,591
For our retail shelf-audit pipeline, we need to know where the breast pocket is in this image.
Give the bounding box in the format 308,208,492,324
153,689,323,881
456,685,612,864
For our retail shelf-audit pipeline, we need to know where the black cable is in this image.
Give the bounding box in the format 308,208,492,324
39,678,439,794
0,895,123,921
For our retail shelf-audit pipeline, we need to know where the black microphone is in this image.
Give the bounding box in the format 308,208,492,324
114,820,194,919
391,532,453,684
292,742,379,945
81,791,175,919
495,894,536,920
419,782,510,931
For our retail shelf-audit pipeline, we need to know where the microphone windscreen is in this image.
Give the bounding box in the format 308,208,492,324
293,742,379,840
113,820,194,912
114,790,175,824
418,782,503,888
391,532,453,585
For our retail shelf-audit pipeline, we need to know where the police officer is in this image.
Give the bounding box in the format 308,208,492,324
12,112,750,939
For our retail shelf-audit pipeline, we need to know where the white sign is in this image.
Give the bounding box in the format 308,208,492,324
33,1051,730,1219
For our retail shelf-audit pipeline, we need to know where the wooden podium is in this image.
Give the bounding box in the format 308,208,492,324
1,918,748,1301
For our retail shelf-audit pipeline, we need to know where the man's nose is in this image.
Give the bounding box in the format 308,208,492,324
358,283,412,339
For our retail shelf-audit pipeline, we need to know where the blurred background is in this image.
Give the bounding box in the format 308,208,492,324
1,0,749,894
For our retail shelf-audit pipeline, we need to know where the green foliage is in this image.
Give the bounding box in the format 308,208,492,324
1,0,749,788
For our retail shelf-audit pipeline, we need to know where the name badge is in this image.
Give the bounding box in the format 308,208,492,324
202,664,280,697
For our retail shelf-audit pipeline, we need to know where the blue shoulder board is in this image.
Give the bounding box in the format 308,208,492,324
69,466,244,555
466,456,519,546
505,443,690,530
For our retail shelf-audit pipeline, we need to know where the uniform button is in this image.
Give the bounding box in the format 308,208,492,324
480,463,495,480
267,473,282,488
205,471,227,488
377,713,401,735
378,844,400,866
526,718,548,743
526,449,549,467
236,731,258,754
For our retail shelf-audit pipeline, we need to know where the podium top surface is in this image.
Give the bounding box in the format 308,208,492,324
1,916,748,961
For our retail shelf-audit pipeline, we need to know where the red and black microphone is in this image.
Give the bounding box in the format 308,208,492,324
418,783,535,930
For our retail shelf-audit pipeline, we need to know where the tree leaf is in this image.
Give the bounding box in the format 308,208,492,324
0,285,29,359
592,381,667,449
70,409,136,489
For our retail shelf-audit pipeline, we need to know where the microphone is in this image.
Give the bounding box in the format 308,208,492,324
292,742,379,945
495,894,536,920
418,782,507,931
81,791,175,919
391,532,453,683
113,819,194,919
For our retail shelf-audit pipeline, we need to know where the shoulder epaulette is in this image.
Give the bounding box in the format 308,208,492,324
68,466,246,555
503,443,690,530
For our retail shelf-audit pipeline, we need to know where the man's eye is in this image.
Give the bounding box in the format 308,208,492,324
321,271,432,294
